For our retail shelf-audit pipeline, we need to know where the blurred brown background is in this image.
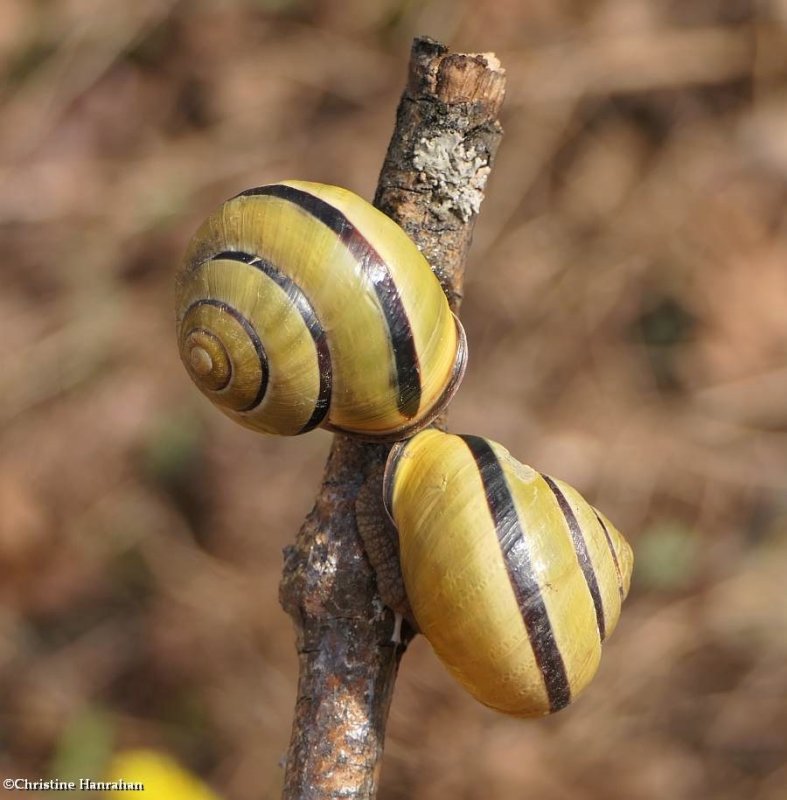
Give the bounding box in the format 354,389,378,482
1,1,786,798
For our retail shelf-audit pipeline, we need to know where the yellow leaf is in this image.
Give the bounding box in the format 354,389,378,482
105,749,221,800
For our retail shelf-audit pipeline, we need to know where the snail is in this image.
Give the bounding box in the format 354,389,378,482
175,181,633,719
358,428,633,718
175,181,466,438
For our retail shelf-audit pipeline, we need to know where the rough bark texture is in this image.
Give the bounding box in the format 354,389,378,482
279,37,506,800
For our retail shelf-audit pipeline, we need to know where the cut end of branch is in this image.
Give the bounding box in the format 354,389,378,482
409,37,506,112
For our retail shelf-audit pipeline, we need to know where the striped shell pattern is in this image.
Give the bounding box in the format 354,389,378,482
175,181,466,438
384,429,634,717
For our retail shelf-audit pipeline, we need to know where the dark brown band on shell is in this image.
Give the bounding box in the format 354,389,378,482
543,475,606,642
593,509,625,601
239,184,422,420
460,435,572,713
184,297,269,411
326,313,467,442
210,251,331,432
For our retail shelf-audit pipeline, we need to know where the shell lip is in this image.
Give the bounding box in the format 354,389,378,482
381,437,412,523
323,313,468,443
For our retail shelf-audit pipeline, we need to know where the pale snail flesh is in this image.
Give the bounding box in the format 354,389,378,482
383,429,634,717
175,181,467,438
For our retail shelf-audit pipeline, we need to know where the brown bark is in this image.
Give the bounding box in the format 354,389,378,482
279,38,506,800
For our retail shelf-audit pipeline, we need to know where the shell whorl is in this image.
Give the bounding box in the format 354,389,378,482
175,181,466,438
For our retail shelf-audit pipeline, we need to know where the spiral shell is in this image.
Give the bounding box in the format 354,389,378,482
175,181,466,438
383,429,634,717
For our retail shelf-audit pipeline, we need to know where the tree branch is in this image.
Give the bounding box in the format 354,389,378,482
279,37,506,800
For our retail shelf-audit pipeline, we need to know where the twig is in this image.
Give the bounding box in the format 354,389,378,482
279,37,506,800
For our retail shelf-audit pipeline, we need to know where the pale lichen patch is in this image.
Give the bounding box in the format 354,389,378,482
413,131,491,221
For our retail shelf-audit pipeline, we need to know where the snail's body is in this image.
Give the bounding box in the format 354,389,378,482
383,429,633,717
176,181,465,438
